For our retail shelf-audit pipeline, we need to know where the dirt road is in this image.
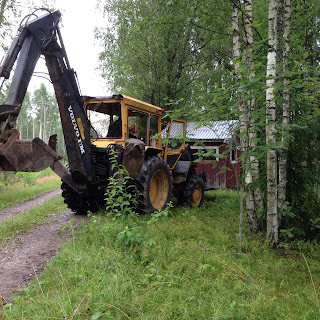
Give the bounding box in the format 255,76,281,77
0,188,62,224
0,190,88,302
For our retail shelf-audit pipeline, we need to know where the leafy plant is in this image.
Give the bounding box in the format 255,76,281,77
104,149,139,219
103,150,171,249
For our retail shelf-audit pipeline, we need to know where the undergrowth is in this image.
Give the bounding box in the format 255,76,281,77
103,151,170,250
1,189,320,319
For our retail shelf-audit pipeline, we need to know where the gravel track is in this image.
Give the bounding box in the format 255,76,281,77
0,188,62,224
0,190,88,302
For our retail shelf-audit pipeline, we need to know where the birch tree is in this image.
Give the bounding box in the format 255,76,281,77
266,0,280,243
278,0,291,223
232,0,246,248
232,0,261,233
243,0,263,232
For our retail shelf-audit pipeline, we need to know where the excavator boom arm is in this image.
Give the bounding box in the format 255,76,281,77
0,10,93,190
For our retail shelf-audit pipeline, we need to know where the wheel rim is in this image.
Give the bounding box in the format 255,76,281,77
191,184,202,207
149,169,169,210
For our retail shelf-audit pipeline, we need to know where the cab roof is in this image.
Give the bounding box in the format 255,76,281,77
83,93,163,114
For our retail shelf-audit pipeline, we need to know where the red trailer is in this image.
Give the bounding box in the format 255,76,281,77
187,120,240,190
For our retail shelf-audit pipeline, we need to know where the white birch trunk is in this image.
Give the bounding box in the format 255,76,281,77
19,118,22,139
266,0,280,243
232,0,259,234
232,1,245,155
43,104,47,143
244,0,264,220
39,107,42,139
278,0,291,224
232,1,244,249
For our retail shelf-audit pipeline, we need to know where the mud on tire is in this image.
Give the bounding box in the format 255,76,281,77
135,156,172,213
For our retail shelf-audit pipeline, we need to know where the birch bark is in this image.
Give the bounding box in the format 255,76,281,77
278,0,291,224
43,104,47,143
232,1,245,249
244,0,264,228
232,0,259,233
266,0,280,243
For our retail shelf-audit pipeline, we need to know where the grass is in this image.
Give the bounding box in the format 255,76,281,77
0,195,66,245
2,189,320,319
0,171,61,210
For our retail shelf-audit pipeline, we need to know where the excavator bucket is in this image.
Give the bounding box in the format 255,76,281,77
0,123,84,194
0,129,61,172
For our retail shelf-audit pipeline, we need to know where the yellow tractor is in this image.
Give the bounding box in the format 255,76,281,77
77,94,206,213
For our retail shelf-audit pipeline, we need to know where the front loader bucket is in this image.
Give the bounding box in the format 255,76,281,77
0,129,61,172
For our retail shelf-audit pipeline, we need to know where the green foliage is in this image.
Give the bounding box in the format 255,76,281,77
15,172,38,186
3,190,320,319
96,0,233,112
285,121,320,241
12,83,66,160
103,150,170,249
31,83,66,158
0,172,18,187
105,152,139,219
0,168,56,190
0,0,20,49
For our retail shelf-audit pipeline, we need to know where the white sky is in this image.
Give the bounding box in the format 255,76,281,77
25,0,109,96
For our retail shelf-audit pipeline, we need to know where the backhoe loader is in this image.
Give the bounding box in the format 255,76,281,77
0,10,206,213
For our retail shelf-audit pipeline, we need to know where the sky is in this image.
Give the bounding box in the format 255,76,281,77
25,0,109,96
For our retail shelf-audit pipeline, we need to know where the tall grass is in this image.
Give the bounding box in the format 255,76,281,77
2,190,320,319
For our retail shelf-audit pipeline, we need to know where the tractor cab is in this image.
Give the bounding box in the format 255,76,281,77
84,94,163,151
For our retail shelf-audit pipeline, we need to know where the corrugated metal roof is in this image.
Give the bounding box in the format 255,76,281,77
186,120,238,141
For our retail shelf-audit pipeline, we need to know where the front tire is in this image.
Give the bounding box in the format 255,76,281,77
135,156,172,213
183,174,205,208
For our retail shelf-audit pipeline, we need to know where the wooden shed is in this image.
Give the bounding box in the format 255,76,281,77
186,120,240,190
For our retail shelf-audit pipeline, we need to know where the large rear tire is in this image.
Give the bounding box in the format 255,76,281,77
61,182,103,215
135,156,172,213
61,182,89,215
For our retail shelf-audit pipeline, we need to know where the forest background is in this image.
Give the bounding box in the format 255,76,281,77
0,0,320,245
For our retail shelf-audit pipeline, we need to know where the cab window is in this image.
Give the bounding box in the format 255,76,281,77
87,102,122,138
128,108,149,143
